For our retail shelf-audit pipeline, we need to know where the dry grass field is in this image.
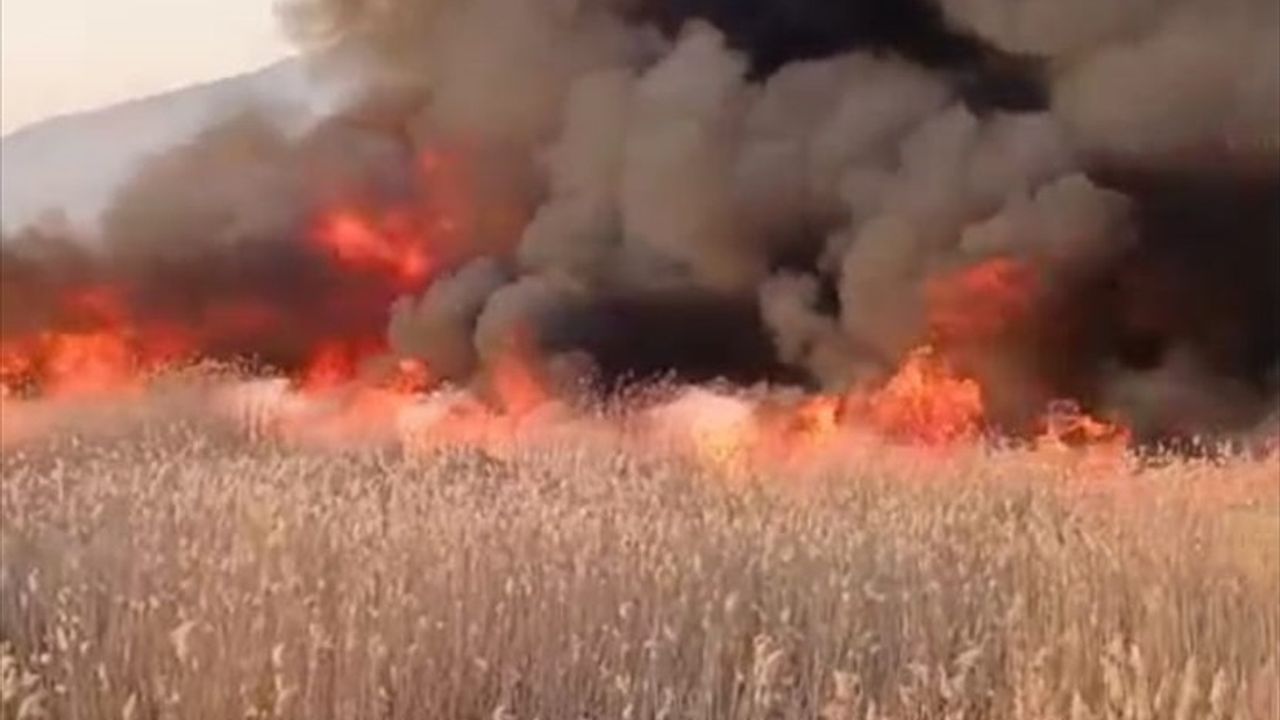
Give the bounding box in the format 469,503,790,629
1,394,1277,720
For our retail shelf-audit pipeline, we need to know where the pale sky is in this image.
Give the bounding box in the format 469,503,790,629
1,0,295,133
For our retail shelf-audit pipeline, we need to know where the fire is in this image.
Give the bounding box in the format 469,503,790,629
850,346,986,445
212,354,435,450
1036,400,1131,450
655,350,986,475
386,357,433,395
285,386,414,447
0,286,197,398
297,339,375,392
755,394,844,463
397,391,508,456
0,146,472,400
926,257,1037,342
0,341,37,394
313,209,435,289
488,333,552,419
40,331,137,396
298,350,435,398
649,389,758,471
653,350,985,475
309,148,475,291
789,395,842,444
0,171,1138,463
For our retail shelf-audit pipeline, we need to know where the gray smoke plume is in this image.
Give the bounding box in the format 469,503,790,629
938,0,1280,162
388,257,510,380
3,0,1275,441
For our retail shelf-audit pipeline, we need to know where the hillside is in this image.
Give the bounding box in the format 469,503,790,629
0,58,336,232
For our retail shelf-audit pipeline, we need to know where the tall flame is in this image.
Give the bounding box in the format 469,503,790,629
855,346,986,445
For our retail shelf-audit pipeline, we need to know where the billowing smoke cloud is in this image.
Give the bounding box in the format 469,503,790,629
938,0,1280,162
2,0,1276,441
1,102,431,370
388,257,509,380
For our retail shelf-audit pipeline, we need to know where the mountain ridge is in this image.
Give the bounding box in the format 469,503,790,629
1,57,337,233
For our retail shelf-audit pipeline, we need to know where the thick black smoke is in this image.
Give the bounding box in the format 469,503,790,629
2,0,1276,439
1,107,428,371
640,0,1047,110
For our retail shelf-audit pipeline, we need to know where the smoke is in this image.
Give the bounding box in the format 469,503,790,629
518,69,633,281
2,0,1276,439
2,103,429,370
758,273,861,388
388,258,509,380
1105,347,1262,438
959,174,1135,267
938,0,1280,162
620,22,761,291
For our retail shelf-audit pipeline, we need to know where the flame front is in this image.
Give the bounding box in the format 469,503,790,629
0,286,196,398
0,148,470,400
854,346,985,445
0,154,1139,464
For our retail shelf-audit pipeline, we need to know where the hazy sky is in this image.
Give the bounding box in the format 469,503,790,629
1,0,294,133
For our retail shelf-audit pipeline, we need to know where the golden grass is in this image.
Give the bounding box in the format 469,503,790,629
1,410,1277,719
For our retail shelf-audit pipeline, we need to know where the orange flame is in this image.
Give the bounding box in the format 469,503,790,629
0,340,37,394
41,331,138,396
851,346,985,445
313,209,435,289
1,144,483,405
790,395,842,443
1036,400,1131,450
926,257,1037,342
489,340,552,419
1,286,197,398
310,148,478,291
385,357,433,395
297,340,363,392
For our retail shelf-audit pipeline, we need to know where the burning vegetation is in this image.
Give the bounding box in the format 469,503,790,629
1,4,1278,718
1,0,1277,456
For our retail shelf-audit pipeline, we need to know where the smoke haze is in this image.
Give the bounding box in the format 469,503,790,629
2,0,1277,440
